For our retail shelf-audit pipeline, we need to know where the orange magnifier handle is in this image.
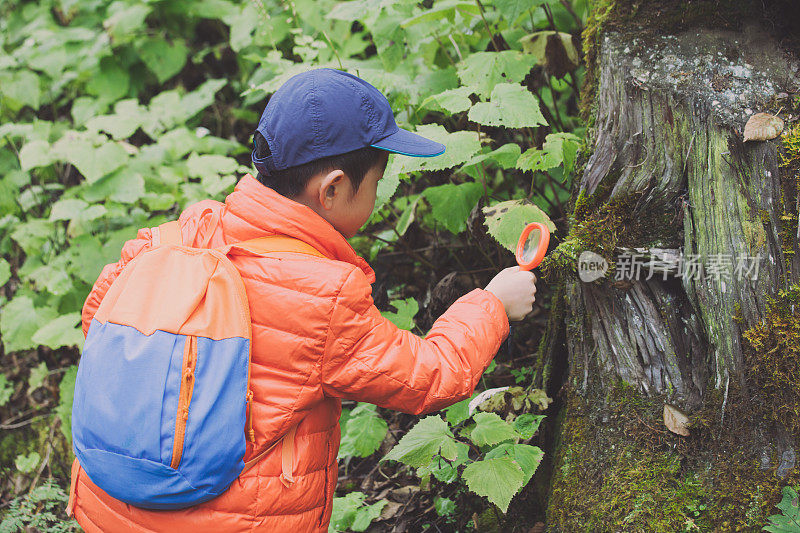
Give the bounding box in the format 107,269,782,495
515,222,550,271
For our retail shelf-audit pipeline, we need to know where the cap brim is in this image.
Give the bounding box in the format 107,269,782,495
371,128,445,157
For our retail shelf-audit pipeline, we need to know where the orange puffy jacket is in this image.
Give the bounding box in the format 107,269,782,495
70,174,509,532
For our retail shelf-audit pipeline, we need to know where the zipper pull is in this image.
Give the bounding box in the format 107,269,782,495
246,390,255,442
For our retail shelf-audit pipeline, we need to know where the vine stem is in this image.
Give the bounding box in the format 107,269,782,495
473,0,500,52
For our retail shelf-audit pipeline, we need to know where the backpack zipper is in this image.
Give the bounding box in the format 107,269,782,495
171,334,198,469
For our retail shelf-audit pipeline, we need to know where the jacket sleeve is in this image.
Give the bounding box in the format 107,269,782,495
321,267,509,415
81,227,154,337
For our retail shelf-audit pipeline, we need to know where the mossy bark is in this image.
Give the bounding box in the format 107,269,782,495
542,3,800,531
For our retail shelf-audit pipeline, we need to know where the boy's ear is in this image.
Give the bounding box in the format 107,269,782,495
318,169,346,210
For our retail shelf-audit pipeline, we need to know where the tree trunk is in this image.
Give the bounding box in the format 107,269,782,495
541,2,800,530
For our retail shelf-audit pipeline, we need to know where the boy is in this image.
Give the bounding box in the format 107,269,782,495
69,68,537,532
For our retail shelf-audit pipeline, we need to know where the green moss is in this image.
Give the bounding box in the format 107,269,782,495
741,285,800,434
547,386,713,532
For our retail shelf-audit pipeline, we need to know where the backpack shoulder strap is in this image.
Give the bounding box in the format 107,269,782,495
153,221,182,247
223,235,326,259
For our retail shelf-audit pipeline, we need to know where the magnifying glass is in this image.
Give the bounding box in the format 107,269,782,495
504,222,550,358
515,222,550,271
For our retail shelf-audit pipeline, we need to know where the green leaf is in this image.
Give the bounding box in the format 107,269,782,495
28,362,48,391
459,143,521,180
462,456,525,512
19,140,55,171
56,366,78,442
0,258,10,287
468,83,547,128
396,196,420,236
513,413,545,439
50,199,89,221
0,70,41,110
15,452,41,474
420,87,474,115
338,403,388,458
389,124,481,174
381,298,419,331
32,312,84,350
457,51,537,97
186,153,239,179
0,374,13,407
482,199,556,252
383,415,459,468
519,31,580,74
137,37,188,83
0,296,57,353
765,485,800,533
484,443,544,486
53,136,129,184
351,500,387,532
104,3,151,40
86,57,130,102
402,1,480,27
517,132,581,177
470,412,519,446
424,181,483,234
434,496,456,517
492,0,542,23
445,393,480,425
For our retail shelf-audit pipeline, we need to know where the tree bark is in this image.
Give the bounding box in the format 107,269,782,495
542,4,800,531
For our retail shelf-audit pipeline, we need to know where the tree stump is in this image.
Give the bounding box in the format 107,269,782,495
541,3,800,530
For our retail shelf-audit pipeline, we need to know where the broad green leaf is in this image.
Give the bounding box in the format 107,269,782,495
462,456,525,512
459,143,522,180
137,37,188,83
390,124,481,174
513,413,545,439
764,485,800,533
434,496,456,517
86,100,147,140
424,181,483,234
420,87,474,115
104,3,151,40
445,392,480,425
82,167,145,204
0,374,13,407
470,412,519,446
0,295,57,353
383,415,459,467
381,298,419,331
56,366,78,441
187,153,239,179
10,219,53,255
15,452,41,474
0,259,10,287
492,0,542,23
28,362,49,391
50,199,89,221
416,440,469,483
19,140,54,171
86,57,130,102
517,132,581,177
457,51,537,97
402,1,480,27
53,136,129,184
351,500,388,532
338,403,388,458
0,70,41,110
468,83,546,128
484,443,544,485
32,312,83,350
482,199,556,252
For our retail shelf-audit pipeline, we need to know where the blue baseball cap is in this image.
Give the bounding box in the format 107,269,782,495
252,68,445,175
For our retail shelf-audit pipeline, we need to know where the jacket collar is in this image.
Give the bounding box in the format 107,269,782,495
224,174,375,283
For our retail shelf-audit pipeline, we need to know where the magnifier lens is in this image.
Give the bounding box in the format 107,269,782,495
521,229,541,262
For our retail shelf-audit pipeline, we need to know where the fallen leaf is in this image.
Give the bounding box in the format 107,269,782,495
663,404,690,436
743,112,784,141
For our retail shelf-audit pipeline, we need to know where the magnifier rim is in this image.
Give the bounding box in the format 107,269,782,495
515,222,550,271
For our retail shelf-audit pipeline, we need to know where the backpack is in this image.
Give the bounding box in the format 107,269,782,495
70,220,324,510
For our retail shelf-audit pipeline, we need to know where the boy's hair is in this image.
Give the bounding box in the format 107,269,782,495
254,132,389,198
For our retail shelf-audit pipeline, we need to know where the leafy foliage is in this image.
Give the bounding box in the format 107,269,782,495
339,403,389,459
765,486,800,533
329,492,388,533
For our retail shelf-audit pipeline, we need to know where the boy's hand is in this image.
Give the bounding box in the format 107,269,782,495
485,266,537,321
